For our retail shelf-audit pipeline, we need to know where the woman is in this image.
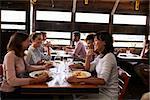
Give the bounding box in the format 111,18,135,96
25,33,51,65
67,32,118,100
0,32,50,92
40,31,53,56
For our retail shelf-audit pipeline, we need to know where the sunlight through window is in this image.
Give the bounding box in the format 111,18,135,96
1,10,26,22
113,14,146,25
36,11,71,22
76,12,109,23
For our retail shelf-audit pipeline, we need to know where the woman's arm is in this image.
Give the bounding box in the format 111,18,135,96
84,49,94,70
4,52,49,86
27,65,45,72
4,53,31,86
27,63,52,72
67,76,105,85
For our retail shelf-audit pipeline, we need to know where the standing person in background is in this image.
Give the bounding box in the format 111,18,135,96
25,33,51,65
140,40,149,58
68,31,86,61
67,32,118,100
0,32,50,93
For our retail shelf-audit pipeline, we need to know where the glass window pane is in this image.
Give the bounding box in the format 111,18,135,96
1,24,26,30
113,14,146,25
113,34,144,42
47,39,70,45
76,12,109,23
1,10,26,22
46,31,71,39
80,33,89,40
36,11,71,22
36,31,71,39
113,42,143,48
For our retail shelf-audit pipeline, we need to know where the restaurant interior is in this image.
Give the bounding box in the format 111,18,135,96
0,0,149,100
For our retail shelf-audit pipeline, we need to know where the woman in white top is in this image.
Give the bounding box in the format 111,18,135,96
25,33,51,65
67,32,119,100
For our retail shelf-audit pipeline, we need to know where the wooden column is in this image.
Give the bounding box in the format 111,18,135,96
0,10,2,63
109,14,113,34
71,0,77,46
32,4,36,32
109,0,120,35
145,15,149,41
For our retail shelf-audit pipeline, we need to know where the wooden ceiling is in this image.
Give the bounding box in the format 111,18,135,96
35,0,149,15
0,0,149,15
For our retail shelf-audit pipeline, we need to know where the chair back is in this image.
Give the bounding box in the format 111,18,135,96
118,67,131,100
0,64,3,84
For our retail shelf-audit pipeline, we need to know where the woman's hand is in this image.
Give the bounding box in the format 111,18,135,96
43,62,53,70
67,76,81,83
37,60,45,65
44,41,52,47
87,49,94,57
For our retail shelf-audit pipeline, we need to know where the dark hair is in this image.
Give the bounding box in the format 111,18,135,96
7,32,29,57
95,32,114,55
73,31,80,38
86,34,95,42
30,33,41,41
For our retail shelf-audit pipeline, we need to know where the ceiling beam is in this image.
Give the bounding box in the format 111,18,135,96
111,0,120,15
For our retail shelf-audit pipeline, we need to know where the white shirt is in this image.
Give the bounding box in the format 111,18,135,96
90,53,119,97
25,46,50,65
73,40,86,60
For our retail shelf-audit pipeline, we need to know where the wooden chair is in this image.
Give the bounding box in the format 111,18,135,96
118,67,131,100
0,64,3,84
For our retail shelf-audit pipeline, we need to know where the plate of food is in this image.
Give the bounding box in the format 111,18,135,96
29,70,50,78
72,71,91,78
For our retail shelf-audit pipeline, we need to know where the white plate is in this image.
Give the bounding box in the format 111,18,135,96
72,71,91,78
29,70,49,78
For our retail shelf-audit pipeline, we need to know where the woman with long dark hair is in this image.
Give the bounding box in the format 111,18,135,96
67,32,118,100
0,32,50,92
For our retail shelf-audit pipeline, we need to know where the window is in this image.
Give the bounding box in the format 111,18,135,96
113,14,146,25
1,24,26,30
45,31,71,39
47,39,70,45
113,34,145,48
80,33,89,40
36,31,71,45
76,12,109,23
113,34,144,41
1,10,26,22
113,42,143,48
36,11,71,22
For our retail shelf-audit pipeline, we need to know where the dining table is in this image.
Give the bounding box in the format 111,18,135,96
20,60,99,96
50,50,73,61
117,53,148,63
